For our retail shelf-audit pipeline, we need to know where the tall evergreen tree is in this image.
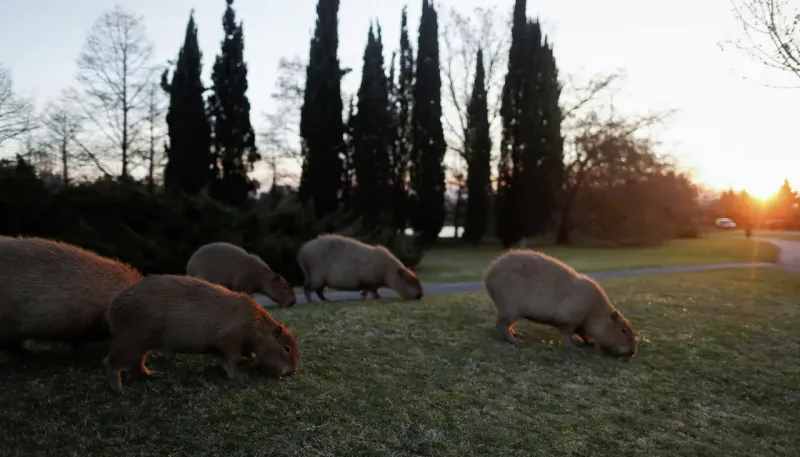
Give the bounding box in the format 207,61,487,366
207,0,260,207
390,6,415,232
517,23,563,242
341,96,356,208
462,49,491,245
352,23,392,226
161,10,214,195
299,0,346,218
410,0,446,244
495,0,564,248
495,0,528,248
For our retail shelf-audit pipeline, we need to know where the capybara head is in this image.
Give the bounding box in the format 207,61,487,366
252,318,299,377
259,271,296,308
595,310,637,358
388,267,423,300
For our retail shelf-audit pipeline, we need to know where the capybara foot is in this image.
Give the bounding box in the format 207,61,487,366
360,290,369,299
496,317,521,344
148,350,167,360
223,359,248,382
498,326,521,344
104,357,125,394
562,332,580,349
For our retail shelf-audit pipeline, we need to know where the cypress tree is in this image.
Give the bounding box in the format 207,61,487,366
517,22,563,242
410,0,446,244
462,49,491,245
352,23,392,226
495,0,528,248
207,0,260,207
341,96,356,208
299,0,346,218
161,10,214,195
390,6,415,232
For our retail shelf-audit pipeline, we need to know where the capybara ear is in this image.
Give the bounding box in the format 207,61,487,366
610,310,620,322
272,325,283,339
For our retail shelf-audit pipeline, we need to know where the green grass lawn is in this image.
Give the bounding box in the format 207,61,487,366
415,237,780,283
1,267,799,456
709,228,800,242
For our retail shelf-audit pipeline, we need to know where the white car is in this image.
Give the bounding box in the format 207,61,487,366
714,217,737,230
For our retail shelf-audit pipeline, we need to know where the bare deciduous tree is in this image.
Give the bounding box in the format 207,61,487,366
556,99,678,244
440,5,509,160
142,81,166,193
71,5,157,178
41,97,84,186
0,64,36,147
727,0,800,85
260,56,307,188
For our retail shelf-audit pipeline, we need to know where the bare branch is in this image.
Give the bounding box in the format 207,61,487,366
439,5,510,160
725,0,800,86
73,5,157,177
0,64,36,147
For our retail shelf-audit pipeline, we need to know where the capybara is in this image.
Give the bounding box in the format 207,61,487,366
0,235,143,353
186,241,296,307
297,234,423,302
483,249,637,358
103,274,299,394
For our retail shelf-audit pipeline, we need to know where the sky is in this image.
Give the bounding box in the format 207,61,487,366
0,0,798,199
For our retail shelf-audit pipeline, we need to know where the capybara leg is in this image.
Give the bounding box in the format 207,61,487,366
303,286,313,303
221,355,248,382
360,290,368,299
315,289,329,302
138,351,163,377
104,356,126,394
561,327,580,349
575,328,594,346
371,289,381,299
496,314,521,344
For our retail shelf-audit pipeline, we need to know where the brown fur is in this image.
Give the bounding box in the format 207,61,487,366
186,241,296,307
297,234,423,302
483,249,637,358
103,274,299,394
0,236,143,352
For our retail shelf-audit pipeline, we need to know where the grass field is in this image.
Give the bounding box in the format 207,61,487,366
1,267,799,456
415,237,780,283
709,228,800,242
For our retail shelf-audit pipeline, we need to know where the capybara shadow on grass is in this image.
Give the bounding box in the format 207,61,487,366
484,249,637,358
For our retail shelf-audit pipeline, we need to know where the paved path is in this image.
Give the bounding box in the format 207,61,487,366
255,235,800,307
755,237,800,274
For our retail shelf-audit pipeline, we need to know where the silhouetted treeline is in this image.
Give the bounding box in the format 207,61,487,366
0,157,423,285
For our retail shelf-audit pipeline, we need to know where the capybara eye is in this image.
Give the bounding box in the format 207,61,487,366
284,344,291,354
621,328,628,333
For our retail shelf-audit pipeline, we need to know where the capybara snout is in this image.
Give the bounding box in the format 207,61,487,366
252,321,299,377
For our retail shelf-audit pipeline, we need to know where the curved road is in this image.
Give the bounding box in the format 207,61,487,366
255,236,800,307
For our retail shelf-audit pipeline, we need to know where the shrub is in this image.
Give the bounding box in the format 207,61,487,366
0,159,424,286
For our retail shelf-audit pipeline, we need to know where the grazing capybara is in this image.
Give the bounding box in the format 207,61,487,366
103,274,299,394
484,249,637,358
0,235,143,354
186,241,296,307
297,234,423,302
